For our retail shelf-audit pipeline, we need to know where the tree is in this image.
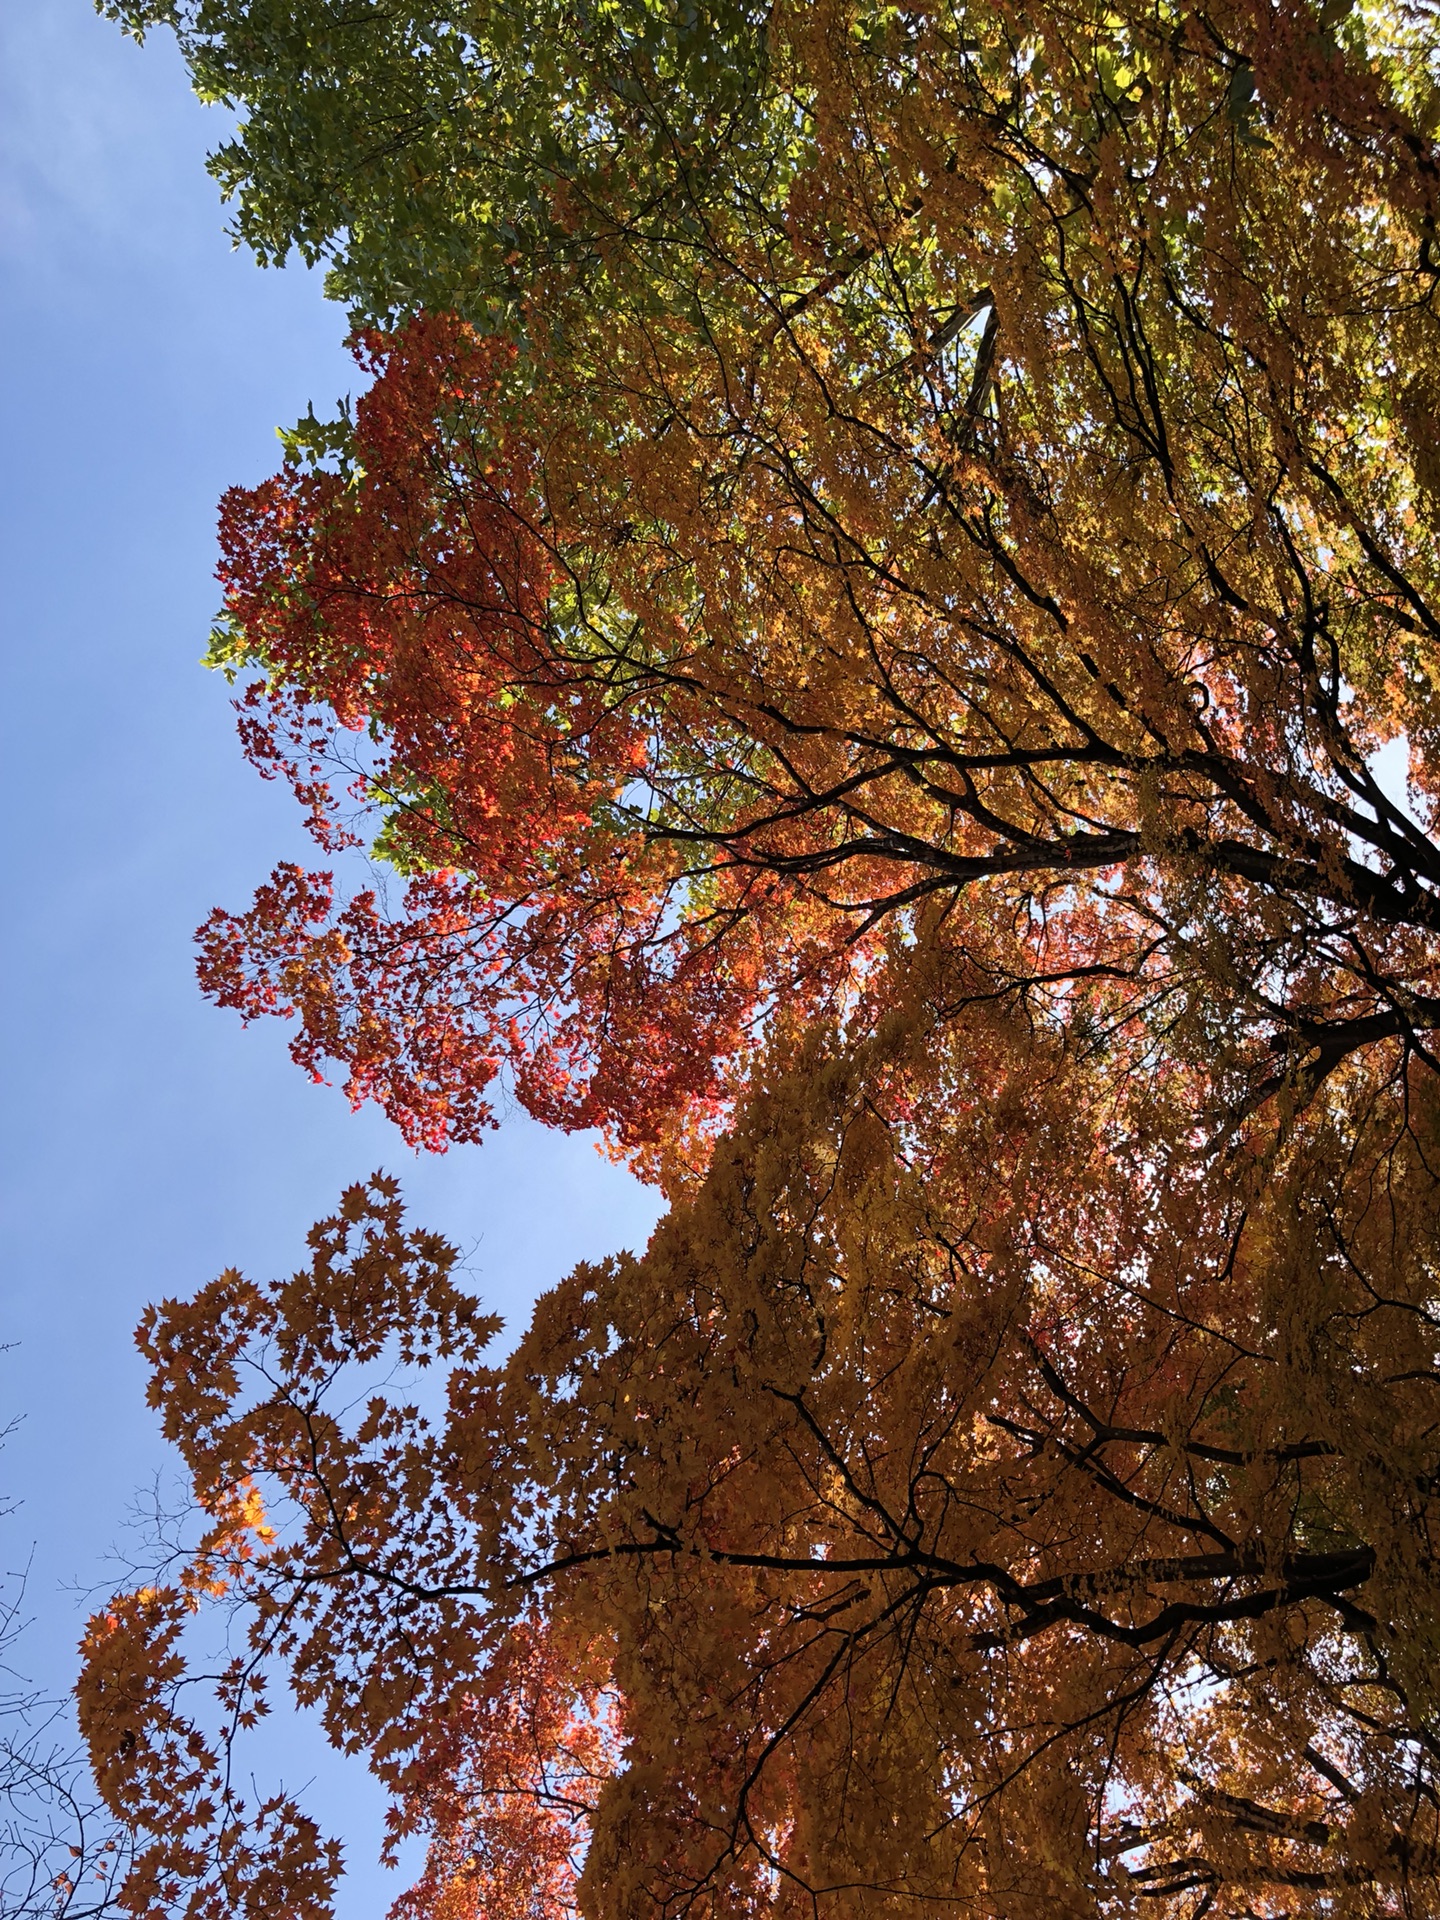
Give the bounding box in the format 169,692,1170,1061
77,997,1440,1915
80,0,1440,1912
0,1443,129,1917
123,0,1440,1168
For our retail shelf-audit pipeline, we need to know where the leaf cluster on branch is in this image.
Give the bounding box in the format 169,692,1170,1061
78,0,1440,1912
79,1019,1440,1916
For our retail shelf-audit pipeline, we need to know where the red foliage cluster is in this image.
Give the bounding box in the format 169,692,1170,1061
387,1623,619,1920
201,316,769,1150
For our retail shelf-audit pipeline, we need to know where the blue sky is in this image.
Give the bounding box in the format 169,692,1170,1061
0,4,661,1907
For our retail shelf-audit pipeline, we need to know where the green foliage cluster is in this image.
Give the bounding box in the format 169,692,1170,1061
100,0,784,330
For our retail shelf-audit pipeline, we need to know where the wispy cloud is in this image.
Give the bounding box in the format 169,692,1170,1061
0,3,234,277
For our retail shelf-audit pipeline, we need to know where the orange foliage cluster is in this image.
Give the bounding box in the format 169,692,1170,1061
79,1004,1440,1915
196,2,1440,1172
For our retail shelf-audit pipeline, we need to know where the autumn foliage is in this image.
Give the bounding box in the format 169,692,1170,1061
81,0,1440,1912
199,313,770,1151
79,1007,1440,1915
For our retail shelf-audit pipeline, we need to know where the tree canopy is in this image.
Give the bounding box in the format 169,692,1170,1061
79,0,1440,1914
79,1013,1440,1914
117,0,1440,1164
